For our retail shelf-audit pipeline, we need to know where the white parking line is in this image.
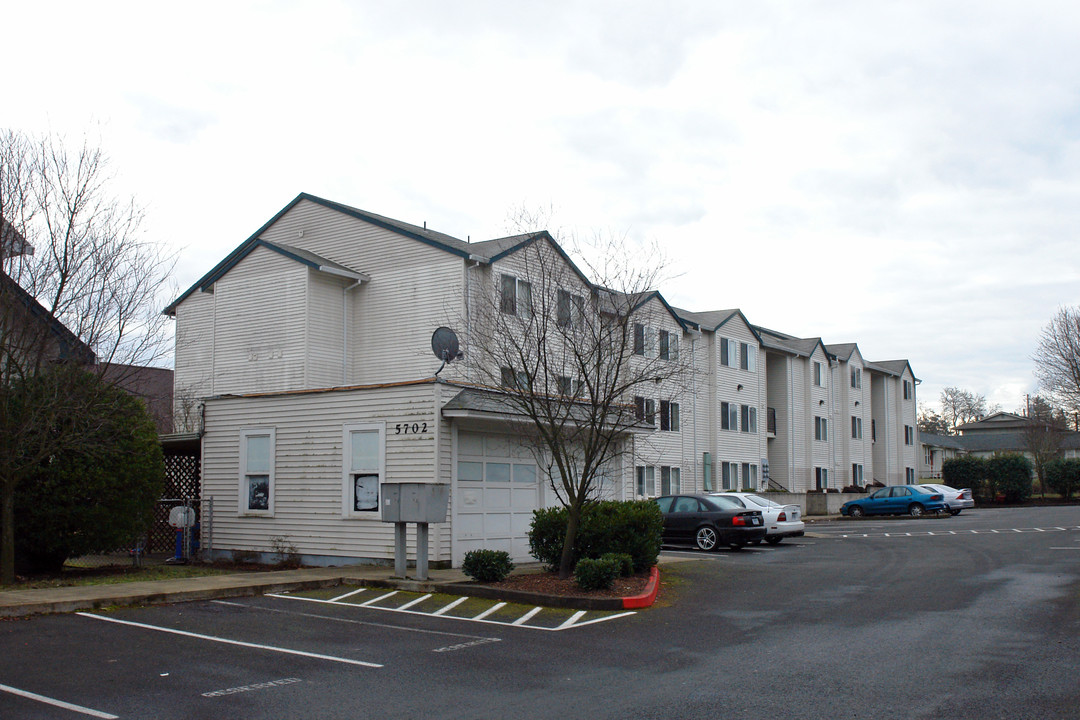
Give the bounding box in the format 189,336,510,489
397,594,432,611
329,587,367,602
77,612,383,668
359,591,399,607
556,610,587,630
432,597,469,616
511,607,543,626
473,602,506,620
0,683,118,719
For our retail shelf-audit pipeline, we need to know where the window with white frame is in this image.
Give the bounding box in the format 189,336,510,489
815,416,828,441
240,428,275,515
557,289,585,329
740,342,756,372
815,466,829,490
500,274,532,318
720,338,738,367
851,416,862,440
660,400,680,431
906,467,915,483
500,366,529,390
722,461,739,490
903,380,913,400
814,361,825,387
344,423,384,515
635,396,656,426
852,463,864,485
660,466,682,495
633,323,658,357
659,330,679,361
741,405,757,433
851,367,862,389
924,446,934,465
904,425,914,445
636,465,656,496
741,462,758,490
721,401,738,431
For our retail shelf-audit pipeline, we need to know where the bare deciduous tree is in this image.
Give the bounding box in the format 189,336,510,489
0,129,175,584
464,228,687,579
1034,306,1080,421
1021,395,1067,497
940,386,989,432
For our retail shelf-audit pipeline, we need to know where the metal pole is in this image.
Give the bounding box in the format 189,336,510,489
394,522,407,578
416,523,429,581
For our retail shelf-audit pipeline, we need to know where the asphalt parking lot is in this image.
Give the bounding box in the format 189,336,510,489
3,505,1080,719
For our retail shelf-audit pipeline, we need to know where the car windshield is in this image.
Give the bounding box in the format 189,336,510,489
706,495,743,510
744,495,783,509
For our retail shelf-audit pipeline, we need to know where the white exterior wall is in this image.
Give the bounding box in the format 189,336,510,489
709,318,767,492
628,297,694,497
255,199,466,386
202,381,451,565
834,352,872,487
305,269,347,388
765,352,793,491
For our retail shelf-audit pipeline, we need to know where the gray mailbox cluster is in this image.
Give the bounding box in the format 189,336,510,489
380,482,449,580
381,483,449,523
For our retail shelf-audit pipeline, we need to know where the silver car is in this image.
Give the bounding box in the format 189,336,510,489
919,484,975,515
709,492,805,544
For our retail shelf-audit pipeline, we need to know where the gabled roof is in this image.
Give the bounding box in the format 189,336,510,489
165,193,592,315
865,359,916,380
672,307,763,343
755,329,829,359
826,343,859,363
1,217,32,259
616,291,692,332
0,270,95,364
919,433,967,450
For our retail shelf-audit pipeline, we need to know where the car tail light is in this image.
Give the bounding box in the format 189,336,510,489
930,494,943,501
777,511,787,522
959,490,969,499
733,514,751,526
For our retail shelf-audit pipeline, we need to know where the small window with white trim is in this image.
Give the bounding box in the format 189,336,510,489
344,423,385,516
240,428,275,516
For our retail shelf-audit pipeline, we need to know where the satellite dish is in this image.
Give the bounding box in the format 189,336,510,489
431,327,462,362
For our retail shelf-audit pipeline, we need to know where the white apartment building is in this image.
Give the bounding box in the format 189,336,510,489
168,193,917,566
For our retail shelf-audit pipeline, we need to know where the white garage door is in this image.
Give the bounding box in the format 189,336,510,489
454,431,540,566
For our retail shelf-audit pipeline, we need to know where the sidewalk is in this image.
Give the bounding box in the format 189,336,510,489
0,564,471,619
0,560,663,618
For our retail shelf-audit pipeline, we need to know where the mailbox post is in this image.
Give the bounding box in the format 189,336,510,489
381,483,450,580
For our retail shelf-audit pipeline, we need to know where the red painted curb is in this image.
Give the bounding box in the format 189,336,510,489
622,565,659,609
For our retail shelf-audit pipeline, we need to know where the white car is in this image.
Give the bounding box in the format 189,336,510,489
709,493,805,544
919,484,975,515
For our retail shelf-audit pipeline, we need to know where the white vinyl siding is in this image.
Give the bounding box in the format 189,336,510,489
203,382,450,564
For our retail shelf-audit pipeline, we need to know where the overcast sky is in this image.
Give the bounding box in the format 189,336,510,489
7,1,1080,414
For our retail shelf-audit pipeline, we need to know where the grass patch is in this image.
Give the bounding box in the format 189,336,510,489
4,564,238,591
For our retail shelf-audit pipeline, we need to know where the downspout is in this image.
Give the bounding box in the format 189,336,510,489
342,280,362,385
465,255,485,383
687,327,702,491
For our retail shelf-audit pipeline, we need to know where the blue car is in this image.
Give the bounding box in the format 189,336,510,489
840,485,947,518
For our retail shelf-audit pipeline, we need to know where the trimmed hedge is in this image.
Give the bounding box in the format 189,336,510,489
528,500,663,573
574,556,620,590
461,549,514,582
942,455,988,499
1046,458,1080,501
987,453,1033,503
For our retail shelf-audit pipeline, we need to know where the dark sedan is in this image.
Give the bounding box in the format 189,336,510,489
656,494,768,551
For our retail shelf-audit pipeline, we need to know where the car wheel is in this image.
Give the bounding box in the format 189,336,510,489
909,503,924,518
764,536,782,545
848,505,865,518
695,526,719,551
950,509,961,516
